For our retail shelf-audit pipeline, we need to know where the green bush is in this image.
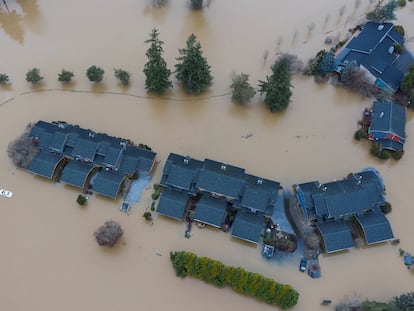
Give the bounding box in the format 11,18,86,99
143,211,153,221
230,72,256,104
354,128,365,140
380,202,392,214
26,68,43,84
398,0,406,7
170,250,299,309
76,194,87,206
58,69,74,83
370,142,390,160
86,65,104,82
393,43,404,54
114,68,130,86
393,25,405,36
392,149,404,160
151,184,162,200
0,73,9,85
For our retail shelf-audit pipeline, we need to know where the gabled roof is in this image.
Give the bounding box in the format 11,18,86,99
317,221,354,253
49,131,69,153
103,145,124,168
60,161,94,188
356,212,394,244
238,174,279,215
196,159,245,199
194,196,227,227
370,100,406,139
231,210,264,244
28,152,63,179
92,170,125,198
71,137,98,162
124,146,156,172
156,188,189,220
160,153,203,191
336,22,412,91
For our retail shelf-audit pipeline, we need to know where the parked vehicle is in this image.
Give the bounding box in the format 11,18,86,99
299,257,307,272
0,189,13,198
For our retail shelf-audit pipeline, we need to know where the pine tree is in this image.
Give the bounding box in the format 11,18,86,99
143,28,172,95
175,33,213,95
258,58,292,112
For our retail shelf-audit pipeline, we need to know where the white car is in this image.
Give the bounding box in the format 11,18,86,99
0,189,13,198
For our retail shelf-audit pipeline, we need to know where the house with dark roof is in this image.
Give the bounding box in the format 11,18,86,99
368,100,406,151
156,153,285,245
294,168,394,253
26,121,156,199
335,22,414,92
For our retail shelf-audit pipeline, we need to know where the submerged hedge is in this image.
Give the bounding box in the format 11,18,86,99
170,250,299,309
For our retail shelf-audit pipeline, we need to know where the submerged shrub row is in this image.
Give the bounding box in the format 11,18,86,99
170,250,299,309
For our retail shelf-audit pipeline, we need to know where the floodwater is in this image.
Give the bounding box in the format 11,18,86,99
1,1,414,310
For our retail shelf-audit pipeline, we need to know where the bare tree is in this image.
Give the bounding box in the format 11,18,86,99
151,0,168,7
338,5,346,18
354,0,361,11
262,49,269,65
276,36,283,50
94,220,123,247
292,29,299,43
324,14,330,27
7,123,38,169
307,22,315,35
278,53,304,74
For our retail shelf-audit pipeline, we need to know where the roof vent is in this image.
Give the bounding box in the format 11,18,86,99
322,186,328,191
388,46,394,54
378,25,384,31
257,179,263,185
380,112,384,118
88,131,95,138
221,164,226,171
183,158,189,164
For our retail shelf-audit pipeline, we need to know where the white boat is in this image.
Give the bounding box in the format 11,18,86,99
0,189,13,198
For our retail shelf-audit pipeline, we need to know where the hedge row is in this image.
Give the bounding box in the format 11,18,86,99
170,250,299,309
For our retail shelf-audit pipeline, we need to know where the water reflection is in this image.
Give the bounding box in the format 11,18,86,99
0,0,42,43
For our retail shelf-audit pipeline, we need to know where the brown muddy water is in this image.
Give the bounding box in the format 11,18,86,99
1,1,414,310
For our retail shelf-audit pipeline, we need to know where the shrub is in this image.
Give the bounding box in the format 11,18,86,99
114,68,130,86
303,50,327,76
230,73,256,104
393,25,405,36
366,0,398,22
76,194,87,206
86,65,104,82
25,68,43,84
151,184,162,200
370,142,390,160
151,0,168,7
398,0,406,6
0,73,9,85
170,250,299,309
7,123,38,169
392,149,404,160
354,128,365,140
393,43,404,54
94,220,123,247
143,211,153,221
58,69,74,83
380,202,392,214
190,0,203,9
151,201,155,211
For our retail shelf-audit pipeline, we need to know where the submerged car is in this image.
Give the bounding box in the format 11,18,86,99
299,257,307,272
0,189,13,198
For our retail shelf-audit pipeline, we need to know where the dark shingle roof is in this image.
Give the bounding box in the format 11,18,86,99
239,174,279,214
196,159,245,199
156,188,189,220
28,152,63,179
92,170,125,198
356,212,394,244
317,221,354,253
346,22,393,53
103,146,124,168
370,100,406,139
194,196,227,227
231,211,264,244
49,131,69,153
71,137,98,162
60,161,94,188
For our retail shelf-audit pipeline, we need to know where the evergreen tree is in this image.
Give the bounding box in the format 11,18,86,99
58,69,74,83
318,51,335,77
175,33,213,94
25,68,43,84
366,0,397,22
143,28,172,95
258,58,292,112
401,64,414,105
86,65,104,82
114,68,130,86
0,73,9,85
230,72,256,104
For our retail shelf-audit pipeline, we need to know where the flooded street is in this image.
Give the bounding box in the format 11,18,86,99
1,1,414,310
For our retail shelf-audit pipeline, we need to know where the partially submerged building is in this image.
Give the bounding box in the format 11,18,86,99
157,153,285,245
294,169,394,253
368,100,406,151
335,22,414,92
27,120,156,199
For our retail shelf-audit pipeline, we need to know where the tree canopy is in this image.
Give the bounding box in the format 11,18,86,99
401,63,414,105
143,28,172,95
230,72,256,104
175,33,213,95
258,58,292,112
86,65,104,82
366,0,398,22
